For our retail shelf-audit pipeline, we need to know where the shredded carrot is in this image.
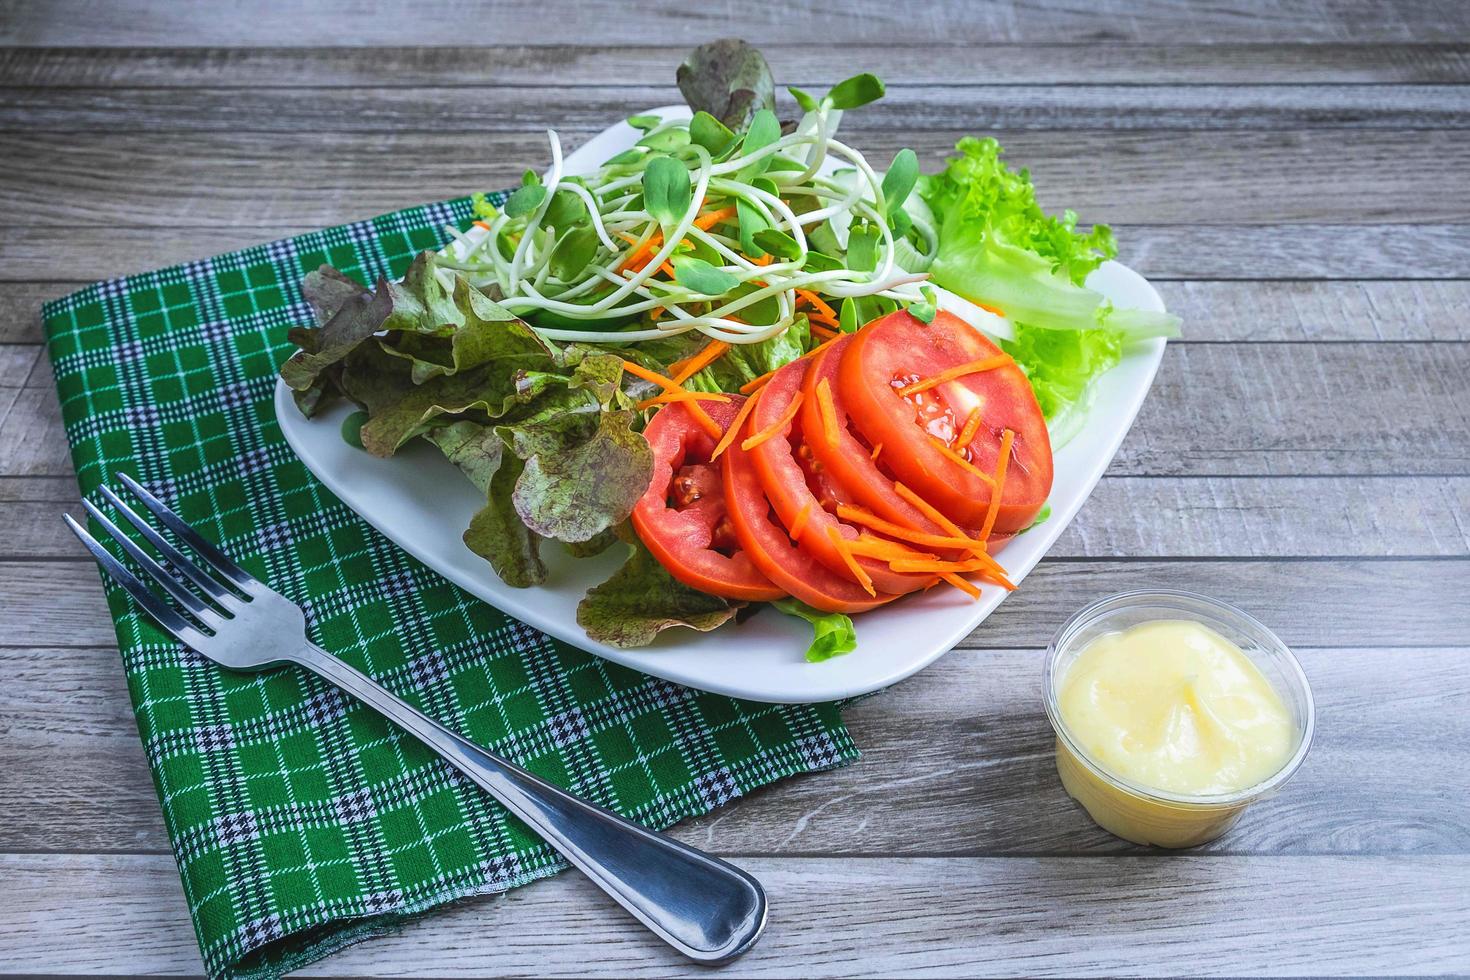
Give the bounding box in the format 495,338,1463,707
473,220,492,231
621,360,722,438
669,340,731,386
815,379,841,447
930,438,997,486
787,502,812,541
694,205,738,231
826,526,876,597
870,442,883,462
976,429,1015,541
621,360,678,389
615,231,662,273
896,355,1012,398
710,389,761,461
890,556,1004,575
940,572,982,600
848,535,935,563
809,323,839,341
739,367,778,395
835,505,981,552
740,391,805,452
957,408,984,450
892,483,974,543
796,289,837,320
636,390,730,410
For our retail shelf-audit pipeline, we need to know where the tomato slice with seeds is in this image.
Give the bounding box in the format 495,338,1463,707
745,356,934,596
799,333,965,545
631,398,785,601
722,434,894,615
837,310,1052,534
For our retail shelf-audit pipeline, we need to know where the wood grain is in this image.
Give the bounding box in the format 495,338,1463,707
6,45,1470,87
5,644,1464,857
8,83,1470,133
7,129,1469,230
4,0,1469,45
5,558,1465,651
3,852,1466,977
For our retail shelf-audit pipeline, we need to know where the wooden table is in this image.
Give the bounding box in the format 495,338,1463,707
3,2,1468,975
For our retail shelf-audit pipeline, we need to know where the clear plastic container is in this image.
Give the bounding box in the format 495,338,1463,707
1043,590,1315,848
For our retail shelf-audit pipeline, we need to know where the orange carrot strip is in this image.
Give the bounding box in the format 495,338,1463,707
788,502,812,541
669,340,732,386
977,429,1015,541
741,391,805,451
710,388,761,461
870,442,883,462
636,390,731,410
739,367,778,395
957,407,984,450
940,572,982,600
930,438,997,486
847,535,936,563
621,360,721,438
809,323,839,341
621,360,678,389
826,526,876,597
897,355,1011,398
615,231,662,273
888,482,1008,584
695,205,738,231
473,220,492,231
815,379,841,447
796,289,837,320
890,557,1001,574
835,505,980,552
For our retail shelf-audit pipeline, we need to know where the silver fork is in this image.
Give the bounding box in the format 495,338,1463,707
65,472,766,963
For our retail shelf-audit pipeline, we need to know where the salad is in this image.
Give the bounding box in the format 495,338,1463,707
280,40,1179,662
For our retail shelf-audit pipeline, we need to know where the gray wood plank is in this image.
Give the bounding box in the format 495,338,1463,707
6,45,1469,86
12,280,1470,346
3,852,1465,977
7,83,1469,133
5,644,1464,857
6,224,1466,284
7,130,1468,229
8,474,1467,559
1161,280,1470,340
8,343,1469,479
4,0,1468,45
6,558,1464,650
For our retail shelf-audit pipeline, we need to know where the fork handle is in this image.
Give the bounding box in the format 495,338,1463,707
292,641,766,962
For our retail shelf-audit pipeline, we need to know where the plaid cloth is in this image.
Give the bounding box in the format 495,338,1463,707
41,192,858,979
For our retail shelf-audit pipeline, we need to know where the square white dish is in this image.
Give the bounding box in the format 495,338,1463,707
275,107,1167,704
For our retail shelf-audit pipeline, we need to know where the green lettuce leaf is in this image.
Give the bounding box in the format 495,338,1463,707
921,137,1180,342
577,540,743,648
770,598,858,662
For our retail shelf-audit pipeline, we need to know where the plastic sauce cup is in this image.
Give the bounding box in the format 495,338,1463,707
1042,590,1315,848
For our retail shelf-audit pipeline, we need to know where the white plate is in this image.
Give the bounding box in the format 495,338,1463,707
275,107,1167,704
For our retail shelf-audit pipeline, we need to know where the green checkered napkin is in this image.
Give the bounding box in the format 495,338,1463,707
42,192,858,980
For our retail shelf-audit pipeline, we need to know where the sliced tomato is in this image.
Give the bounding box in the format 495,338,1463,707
632,398,785,601
837,310,1052,533
744,356,934,596
722,434,894,615
800,333,962,541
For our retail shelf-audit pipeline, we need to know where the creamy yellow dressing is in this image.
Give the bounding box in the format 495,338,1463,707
1057,620,1295,796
